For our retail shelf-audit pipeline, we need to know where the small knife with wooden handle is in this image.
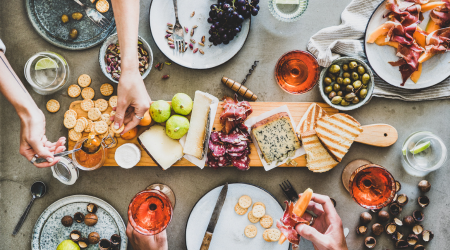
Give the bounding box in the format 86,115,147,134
200,183,228,250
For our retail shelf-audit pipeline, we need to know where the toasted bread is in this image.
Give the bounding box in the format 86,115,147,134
296,103,328,139
315,113,363,162
302,130,338,172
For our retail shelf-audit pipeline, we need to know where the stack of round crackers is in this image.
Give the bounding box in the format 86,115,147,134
235,195,281,242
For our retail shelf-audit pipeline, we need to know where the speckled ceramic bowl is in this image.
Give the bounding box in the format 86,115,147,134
319,57,374,111
99,33,153,84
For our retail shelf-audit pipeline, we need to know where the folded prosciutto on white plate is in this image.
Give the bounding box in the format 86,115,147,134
388,43,423,85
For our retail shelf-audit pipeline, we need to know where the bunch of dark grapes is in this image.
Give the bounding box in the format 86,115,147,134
207,0,259,46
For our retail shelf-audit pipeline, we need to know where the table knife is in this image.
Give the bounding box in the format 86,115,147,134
200,183,228,250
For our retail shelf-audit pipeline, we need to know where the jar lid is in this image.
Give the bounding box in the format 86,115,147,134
51,156,79,185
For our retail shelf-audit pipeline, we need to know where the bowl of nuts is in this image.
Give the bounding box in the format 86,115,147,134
319,57,374,111
99,33,153,84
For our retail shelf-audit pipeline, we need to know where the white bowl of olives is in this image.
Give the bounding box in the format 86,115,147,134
319,57,374,111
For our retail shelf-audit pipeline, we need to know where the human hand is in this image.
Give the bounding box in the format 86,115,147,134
295,194,348,250
126,222,168,250
113,70,151,134
19,109,66,168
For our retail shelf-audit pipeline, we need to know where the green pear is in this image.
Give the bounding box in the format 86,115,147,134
166,115,190,139
150,100,171,123
171,93,193,115
56,240,80,250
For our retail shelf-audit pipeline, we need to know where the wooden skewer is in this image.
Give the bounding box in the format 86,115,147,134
221,77,257,101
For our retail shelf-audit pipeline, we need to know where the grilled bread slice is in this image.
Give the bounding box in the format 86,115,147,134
296,103,328,140
315,113,363,162
302,130,338,172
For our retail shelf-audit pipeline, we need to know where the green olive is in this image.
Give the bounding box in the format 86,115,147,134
349,61,358,70
361,73,370,85
343,72,350,78
333,84,340,92
336,77,343,85
324,86,333,94
343,78,351,85
362,84,368,89
327,73,336,81
342,64,349,71
360,89,368,99
351,72,359,81
328,91,336,99
331,96,343,105
72,12,83,21
337,91,343,97
344,93,356,102
353,80,362,89
69,29,78,39
340,99,350,106
345,85,354,92
61,14,69,24
357,66,366,75
329,64,341,74
324,77,332,85
352,97,360,104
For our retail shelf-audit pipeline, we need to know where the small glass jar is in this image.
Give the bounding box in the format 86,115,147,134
268,0,308,22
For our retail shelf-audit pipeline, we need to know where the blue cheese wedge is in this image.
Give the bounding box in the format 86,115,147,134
251,112,301,164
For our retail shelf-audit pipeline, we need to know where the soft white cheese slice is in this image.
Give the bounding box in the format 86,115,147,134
138,125,183,170
276,0,300,4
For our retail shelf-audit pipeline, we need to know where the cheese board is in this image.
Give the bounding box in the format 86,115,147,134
67,101,397,167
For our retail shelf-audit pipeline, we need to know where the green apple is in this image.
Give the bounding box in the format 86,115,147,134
171,93,193,115
150,100,171,123
166,115,190,139
56,240,80,250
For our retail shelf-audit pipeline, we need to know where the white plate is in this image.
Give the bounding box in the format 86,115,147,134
364,1,450,89
149,0,251,69
186,183,289,250
32,195,127,250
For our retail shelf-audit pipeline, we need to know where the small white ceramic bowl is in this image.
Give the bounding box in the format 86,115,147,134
319,57,374,111
115,143,141,169
99,33,153,84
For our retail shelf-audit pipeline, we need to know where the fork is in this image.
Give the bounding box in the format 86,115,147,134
172,0,185,53
73,0,111,30
280,180,299,202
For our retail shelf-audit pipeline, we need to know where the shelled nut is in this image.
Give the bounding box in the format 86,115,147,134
395,181,401,192
412,210,424,222
414,245,425,250
397,194,409,206
407,234,419,246
70,230,82,242
394,218,403,227
412,224,424,235
421,230,434,242
417,196,430,208
389,203,402,216
110,234,121,247
395,240,409,248
392,231,404,241
364,236,376,249
87,203,98,213
78,238,89,249
385,223,397,235
356,225,368,235
74,212,84,223
99,239,111,250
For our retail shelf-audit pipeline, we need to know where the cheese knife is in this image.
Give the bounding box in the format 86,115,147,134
200,183,228,250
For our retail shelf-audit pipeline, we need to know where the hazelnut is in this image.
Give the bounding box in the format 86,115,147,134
418,180,431,192
364,236,376,249
414,245,425,250
403,216,415,227
395,239,409,248
393,217,403,227
70,230,82,242
396,194,409,206
360,212,372,224
99,239,111,250
110,234,121,246
392,231,404,241
61,215,73,227
78,238,89,249
417,196,429,208
385,223,397,235
412,210,424,222
377,210,389,222
74,212,85,223
87,203,98,213
407,234,419,246
88,232,100,244
412,224,424,235
372,223,384,236
356,225,367,235
389,203,402,216
84,213,98,226
395,181,401,192
421,230,434,242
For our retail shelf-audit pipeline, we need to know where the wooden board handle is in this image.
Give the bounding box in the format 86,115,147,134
355,124,398,147
200,232,213,250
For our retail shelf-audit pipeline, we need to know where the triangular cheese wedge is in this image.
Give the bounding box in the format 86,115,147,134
296,103,328,140
302,130,338,173
315,113,363,162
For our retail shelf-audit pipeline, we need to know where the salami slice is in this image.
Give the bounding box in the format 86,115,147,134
209,140,226,157
228,149,249,158
207,152,220,169
226,143,247,153
232,155,250,170
217,155,230,167
219,130,243,144
210,131,221,143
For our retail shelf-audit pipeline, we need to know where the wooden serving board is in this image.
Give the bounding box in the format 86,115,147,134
68,101,338,167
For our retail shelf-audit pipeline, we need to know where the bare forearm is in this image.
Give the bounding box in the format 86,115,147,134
111,0,140,73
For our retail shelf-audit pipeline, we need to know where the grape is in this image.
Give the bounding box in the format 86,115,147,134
255,5,260,11
213,41,218,46
251,8,258,16
252,0,259,4
222,34,228,40
210,24,216,30
223,3,231,9
218,28,225,34
244,10,251,18
236,0,246,6
234,27,240,33
238,6,247,13
207,17,214,23
209,29,214,35
223,40,230,44
217,12,223,19
237,15,244,23
227,7,234,13
214,22,220,27
209,36,214,42
209,10,216,18
210,4,218,10
218,2,224,6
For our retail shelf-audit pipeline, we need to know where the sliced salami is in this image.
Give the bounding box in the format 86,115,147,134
217,155,230,167
207,152,220,169
210,131,221,143
228,149,249,158
209,140,226,157
231,155,250,171
226,143,247,153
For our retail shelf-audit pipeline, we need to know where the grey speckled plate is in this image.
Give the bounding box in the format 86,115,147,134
26,0,116,50
32,195,127,250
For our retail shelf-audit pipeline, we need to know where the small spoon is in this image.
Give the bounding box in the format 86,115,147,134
12,181,47,236
34,148,81,164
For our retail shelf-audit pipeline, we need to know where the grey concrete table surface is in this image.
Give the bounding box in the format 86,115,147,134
1,0,449,249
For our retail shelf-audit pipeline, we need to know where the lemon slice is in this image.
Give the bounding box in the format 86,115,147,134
409,141,431,155
35,58,58,70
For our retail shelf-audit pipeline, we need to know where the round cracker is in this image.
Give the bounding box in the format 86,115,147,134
109,96,118,108
100,83,114,96
259,215,273,229
267,228,281,242
69,129,82,142
81,87,95,99
244,225,257,238
252,205,265,218
95,99,109,112
262,229,271,242
46,99,60,113
234,203,248,216
239,195,252,209
110,110,116,117
110,122,124,134
89,123,96,135
80,99,94,112
84,119,93,132
101,113,112,125
253,202,266,210
79,117,88,127
248,209,260,223
88,108,102,121
98,130,109,139
64,109,78,119
64,115,77,129
78,74,91,87
67,84,81,98
96,0,110,13
94,121,108,134
74,119,86,133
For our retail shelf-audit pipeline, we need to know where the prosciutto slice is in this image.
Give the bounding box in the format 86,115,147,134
385,20,418,45
389,43,423,85
430,0,450,27
385,0,421,26
405,0,429,4
277,221,300,246
220,94,252,134
276,201,310,246
425,27,450,53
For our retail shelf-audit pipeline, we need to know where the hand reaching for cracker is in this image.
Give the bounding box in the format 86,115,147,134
295,194,348,250
126,222,168,250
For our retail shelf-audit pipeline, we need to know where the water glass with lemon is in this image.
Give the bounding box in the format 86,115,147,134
402,131,447,177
